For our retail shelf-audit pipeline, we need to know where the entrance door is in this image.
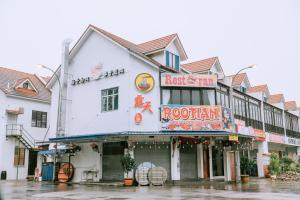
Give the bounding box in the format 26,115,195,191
134,142,171,180
203,145,210,179
212,146,224,177
229,151,236,181
102,142,125,181
28,151,38,175
180,145,197,180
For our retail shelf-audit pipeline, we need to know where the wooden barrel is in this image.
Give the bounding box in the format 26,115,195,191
58,163,74,183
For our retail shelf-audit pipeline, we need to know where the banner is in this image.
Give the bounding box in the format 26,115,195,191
161,105,233,132
268,133,285,144
161,73,217,88
254,129,266,141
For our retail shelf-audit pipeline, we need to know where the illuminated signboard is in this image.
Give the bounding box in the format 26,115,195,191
161,105,233,132
161,73,217,88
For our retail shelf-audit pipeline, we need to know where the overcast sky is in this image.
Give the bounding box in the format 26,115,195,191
1,0,299,104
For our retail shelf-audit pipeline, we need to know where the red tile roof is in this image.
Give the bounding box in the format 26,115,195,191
0,67,51,102
268,94,284,104
181,57,217,73
285,101,297,111
137,34,177,54
227,73,247,87
247,84,268,93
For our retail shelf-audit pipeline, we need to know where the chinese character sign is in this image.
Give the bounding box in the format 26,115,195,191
161,105,233,131
161,73,217,88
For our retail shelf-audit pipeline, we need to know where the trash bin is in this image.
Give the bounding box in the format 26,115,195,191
1,171,6,180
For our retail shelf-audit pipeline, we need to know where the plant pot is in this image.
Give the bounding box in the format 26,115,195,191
123,178,134,186
241,175,250,184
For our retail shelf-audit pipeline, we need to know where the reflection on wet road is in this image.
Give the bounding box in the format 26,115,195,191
1,178,300,200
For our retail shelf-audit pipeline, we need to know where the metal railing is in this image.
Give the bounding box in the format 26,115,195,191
6,124,38,149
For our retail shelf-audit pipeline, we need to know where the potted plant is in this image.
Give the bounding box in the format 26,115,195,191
240,156,251,183
121,153,136,186
268,153,281,180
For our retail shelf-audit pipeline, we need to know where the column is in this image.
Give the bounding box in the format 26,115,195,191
171,141,180,181
197,143,204,179
98,142,103,180
257,141,269,177
235,149,241,181
209,139,213,180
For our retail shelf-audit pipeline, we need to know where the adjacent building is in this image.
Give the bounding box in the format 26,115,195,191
0,67,51,180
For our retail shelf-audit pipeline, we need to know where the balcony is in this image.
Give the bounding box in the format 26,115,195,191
6,124,37,149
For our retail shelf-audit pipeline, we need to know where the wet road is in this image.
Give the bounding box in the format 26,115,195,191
1,178,300,200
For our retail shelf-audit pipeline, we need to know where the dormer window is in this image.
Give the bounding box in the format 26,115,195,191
166,51,180,71
240,86,246,93
15,78,38,94
23,82,29,89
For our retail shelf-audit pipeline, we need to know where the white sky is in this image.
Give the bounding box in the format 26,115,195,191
0,0,300,104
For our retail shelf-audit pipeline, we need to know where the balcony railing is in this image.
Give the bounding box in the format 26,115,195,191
6,124,37,149
286,129,300,139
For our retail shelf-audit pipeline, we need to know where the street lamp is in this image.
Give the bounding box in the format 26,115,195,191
229,64,256,182
38,64,62,182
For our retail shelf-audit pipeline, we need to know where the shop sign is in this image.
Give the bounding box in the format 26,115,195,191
229,134,239,141
254,129,266,141
134,113,143,125
161,73,217,88
234,119,252,136
134,95,153,125
285,137,300,146
71,67,125,86
268,133,285,144
135,73,155,93
161,105,233,132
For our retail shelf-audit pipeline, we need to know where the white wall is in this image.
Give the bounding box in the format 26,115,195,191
55,31,161,136
0,92,50,180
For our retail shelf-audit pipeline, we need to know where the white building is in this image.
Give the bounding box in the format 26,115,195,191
45,25,300,183
0,67,51,180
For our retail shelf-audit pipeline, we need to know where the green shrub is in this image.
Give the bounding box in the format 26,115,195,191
281,156,294,173
269,153,281,176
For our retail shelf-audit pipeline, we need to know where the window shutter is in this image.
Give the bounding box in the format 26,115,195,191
175,55,180,71
165,51,169,66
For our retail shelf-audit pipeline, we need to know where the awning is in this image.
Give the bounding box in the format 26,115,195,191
48,131,253,143
38,149,67,155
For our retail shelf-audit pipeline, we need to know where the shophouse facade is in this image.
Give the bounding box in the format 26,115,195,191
0,67,51,180
44,25,300,183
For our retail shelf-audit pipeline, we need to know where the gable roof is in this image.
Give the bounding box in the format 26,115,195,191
227,73,250,87
0,67,51,102
268,94,284,104
247,84,269,94
47,25,180,88
15,77,39,93
284,101,297,111
138,34,177,54
181,57,217,73
137,33,188,60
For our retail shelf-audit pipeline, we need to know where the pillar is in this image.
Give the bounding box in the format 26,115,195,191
209,139,213,180
235,149,241,181
197,143,204,179
98,142,103,180
171,141,180,181
257,141,269,177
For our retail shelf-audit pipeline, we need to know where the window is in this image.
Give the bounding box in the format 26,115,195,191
166,51,180,71
32,111,47,128
14,147,25,166
102,87,118,111
163,88,216,105
22,82,29,89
